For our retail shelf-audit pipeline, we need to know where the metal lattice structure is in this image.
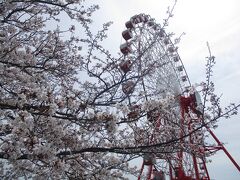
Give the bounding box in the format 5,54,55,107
120,14,190,99
119,14,240,180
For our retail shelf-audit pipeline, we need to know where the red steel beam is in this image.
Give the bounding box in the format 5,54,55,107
207,127,240,172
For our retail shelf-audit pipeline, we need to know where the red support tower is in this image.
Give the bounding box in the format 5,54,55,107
138,92,240,180
167,93,210,180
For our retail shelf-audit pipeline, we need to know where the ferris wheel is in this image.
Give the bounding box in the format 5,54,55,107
119,14,240,180
119,13,190,101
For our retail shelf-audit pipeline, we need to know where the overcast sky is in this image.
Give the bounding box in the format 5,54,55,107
89,0,240,179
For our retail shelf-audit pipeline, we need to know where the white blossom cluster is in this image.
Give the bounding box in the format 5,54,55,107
0,1,138,179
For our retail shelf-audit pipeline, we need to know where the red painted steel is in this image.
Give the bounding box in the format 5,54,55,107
207,127,240,172
138,93,240,179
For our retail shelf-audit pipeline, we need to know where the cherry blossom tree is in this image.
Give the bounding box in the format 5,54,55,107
0,0,239,179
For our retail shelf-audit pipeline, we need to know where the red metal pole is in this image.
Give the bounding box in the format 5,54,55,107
138,162,145,180
207,127,240,172
192,155,200,180
189,121,200,180
147,165,153,180
202,158,210,180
